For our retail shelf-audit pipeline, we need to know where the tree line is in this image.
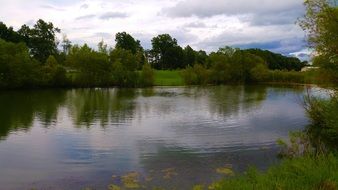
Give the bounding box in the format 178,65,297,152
0,19,308,89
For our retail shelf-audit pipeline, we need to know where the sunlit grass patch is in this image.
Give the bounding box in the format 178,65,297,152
154,70,184,86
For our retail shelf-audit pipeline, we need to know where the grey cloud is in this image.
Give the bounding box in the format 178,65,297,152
164,0,303,18
25,20,35,27
248,9,304,26
233,38,306,55
133,30,198,50
183,21,207,28
297,53,309,58
159,29,198,46
76,14,96,20
80,4,89,9
164,0,304,27
46,0,82,6
70,26,91,30
40,4,65,11
99,12,128,20
193,24,305,54
290,52,310,61
93,32,113,38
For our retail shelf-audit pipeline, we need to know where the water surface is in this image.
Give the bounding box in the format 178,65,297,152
0,85,310,189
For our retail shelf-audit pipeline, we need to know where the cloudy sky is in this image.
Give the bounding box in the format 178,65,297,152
0,0,310,58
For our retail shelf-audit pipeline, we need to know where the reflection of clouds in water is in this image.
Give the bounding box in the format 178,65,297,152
63,86,305,154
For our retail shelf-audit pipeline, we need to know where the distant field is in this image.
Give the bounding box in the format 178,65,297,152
154,70,184,86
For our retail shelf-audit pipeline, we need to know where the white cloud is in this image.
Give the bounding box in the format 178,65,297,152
0,0,308,56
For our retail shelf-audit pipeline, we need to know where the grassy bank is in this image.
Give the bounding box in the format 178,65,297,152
202,154,338,190
154,70,184,86
153,69,321,87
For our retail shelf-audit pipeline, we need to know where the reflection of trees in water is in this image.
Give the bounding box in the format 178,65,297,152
207,85,267,117
0,85,306,139
0,88,139,138
66,89,137,127
0,90,67,139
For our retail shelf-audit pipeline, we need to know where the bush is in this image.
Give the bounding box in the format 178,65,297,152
0,39,42,88
267,70,305,84
250,64,269,82
140,63,154,87
305,94,338,150
66,44,112,87
42,55,69,87
181,64,209,85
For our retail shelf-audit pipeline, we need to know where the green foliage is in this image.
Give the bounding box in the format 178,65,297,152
0,39,42,88
299,0,338,58
208,47,266,84
209,154,338,190
313,55,338,83
150,34,183,70
140,63,154,87
41,55,68,86
195,50,208,65
250,64,269,82
115,32,143,54
299,0,338,82
109,48,143,87
111,61,139,87
0,22,23,43
181,47,306,85
266,70,306,84
305,94,338,150
278,131,315,158
66,44,112,87
242,49,307,71
18,19,60,63
183,45,196,67
181,64,210,85
110,48,138,71
115,32,145,69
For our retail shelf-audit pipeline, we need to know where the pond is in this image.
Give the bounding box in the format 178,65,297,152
0,85,312,189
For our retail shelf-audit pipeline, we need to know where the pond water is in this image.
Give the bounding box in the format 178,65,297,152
0,85,311,189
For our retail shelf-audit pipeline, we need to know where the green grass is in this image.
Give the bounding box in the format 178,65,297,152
204,154,338,190
154,70,184,86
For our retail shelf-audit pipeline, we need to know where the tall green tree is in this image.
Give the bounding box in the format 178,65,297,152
208,46,266,83
299,0,338,81
299,0,338,58
66,44,111,86
115,32,145,69
18,19,61,63
0,39,42,88
183,45,196,67
0,22,22,43
150,34,184,69
110,48,140,87
115,32,143,54
41,55,68,86
195,50,208,65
